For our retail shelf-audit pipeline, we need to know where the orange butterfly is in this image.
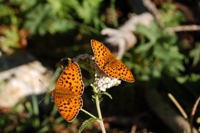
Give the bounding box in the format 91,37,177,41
50,59,84,122
91,39,135,83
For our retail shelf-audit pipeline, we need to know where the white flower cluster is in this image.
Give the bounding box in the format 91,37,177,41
93,73,121,91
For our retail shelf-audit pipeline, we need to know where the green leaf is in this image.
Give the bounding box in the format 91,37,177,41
176,73,200,83
50,104,59,116
25,101,33,116
176,76,188,84
135,22,158,43
37,126,49,133
55,116,64,123
76,0,103,24
135,42,154,53
189,43,200,66
32,117,40,128
41,116,50,127
49,19,76,34
3,26,19,48
78,118,99,133
31,94,39,116
190,73,200,82
11,98,26,113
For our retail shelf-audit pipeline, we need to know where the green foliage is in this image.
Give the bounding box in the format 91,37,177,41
0,0,107,54
133,22,184,81
0,4,18,25
157,2,185,27
0,94,67,133
24,3,55,35
0,0,104,35
1,98,41,132
176,73,200,84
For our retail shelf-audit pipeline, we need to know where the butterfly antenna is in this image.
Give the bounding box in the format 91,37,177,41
39,79,48,88
38,79,48,104
38,97,45,104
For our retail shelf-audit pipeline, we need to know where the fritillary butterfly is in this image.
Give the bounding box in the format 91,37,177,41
50,59,84,122
91,39,135,83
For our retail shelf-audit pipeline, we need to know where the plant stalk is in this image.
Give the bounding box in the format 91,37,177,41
95,93,106,133
91,84,106,133
80,108,97,119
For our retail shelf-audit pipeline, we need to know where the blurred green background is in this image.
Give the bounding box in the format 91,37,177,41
0,0,200,133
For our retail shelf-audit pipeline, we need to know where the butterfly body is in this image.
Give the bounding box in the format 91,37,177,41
50,90,79,97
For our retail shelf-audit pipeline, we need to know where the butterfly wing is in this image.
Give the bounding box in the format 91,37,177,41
56,62,84,96
91,39,112,69
104,59,135,83
54,95,83,122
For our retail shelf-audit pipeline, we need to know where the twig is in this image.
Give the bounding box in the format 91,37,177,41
190,96,200,133
168,93,188,119
166,25,200,33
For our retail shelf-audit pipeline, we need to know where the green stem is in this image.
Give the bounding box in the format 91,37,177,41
95,94,106,133
80,108,97,119
91,84,106,133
